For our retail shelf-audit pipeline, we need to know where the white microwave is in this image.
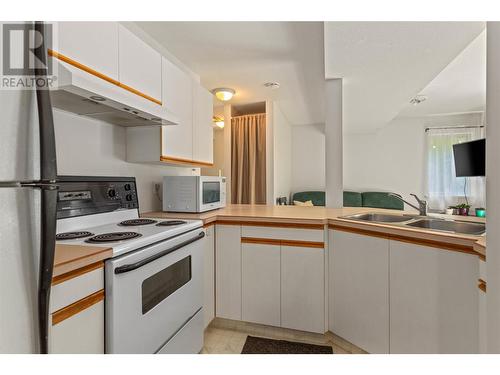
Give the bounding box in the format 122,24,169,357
162,176,227,213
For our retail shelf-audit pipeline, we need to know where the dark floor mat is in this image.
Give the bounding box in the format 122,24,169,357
241,335,333,354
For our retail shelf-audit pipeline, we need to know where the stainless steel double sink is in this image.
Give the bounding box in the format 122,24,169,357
340,213,486,236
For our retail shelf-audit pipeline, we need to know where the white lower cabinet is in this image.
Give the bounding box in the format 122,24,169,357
49,264,105,354
215,224,242,320
389,240,478,353
242,243,281,326
49,299,104,354
203,225,215,328
281,245,324,333
330,230,390,353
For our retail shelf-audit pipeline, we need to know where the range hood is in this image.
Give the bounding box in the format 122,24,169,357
50,61,178,126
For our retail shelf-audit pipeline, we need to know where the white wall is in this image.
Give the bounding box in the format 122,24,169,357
291,124,326,193
343,112,484,205
486,21,500,354
54,109,198,213
272,103,292,202
325,79,343,208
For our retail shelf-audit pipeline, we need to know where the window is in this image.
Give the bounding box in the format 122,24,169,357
426,127,485,211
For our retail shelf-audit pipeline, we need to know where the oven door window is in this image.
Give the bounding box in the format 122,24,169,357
141,256,192,314
202,181,220,204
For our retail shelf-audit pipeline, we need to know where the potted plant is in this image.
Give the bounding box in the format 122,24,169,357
446,206,457,215
456,203,470,216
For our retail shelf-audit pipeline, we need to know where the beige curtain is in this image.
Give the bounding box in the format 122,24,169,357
231,113,267,204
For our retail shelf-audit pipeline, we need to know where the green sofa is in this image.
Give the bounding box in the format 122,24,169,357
292,190,404,210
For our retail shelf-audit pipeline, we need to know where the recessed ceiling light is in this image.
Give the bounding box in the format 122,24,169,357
212,88,235,101
410,95,427,105
264,82,280,89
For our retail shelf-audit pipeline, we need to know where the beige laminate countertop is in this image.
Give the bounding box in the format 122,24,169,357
53,244,112,279
144,204,486,258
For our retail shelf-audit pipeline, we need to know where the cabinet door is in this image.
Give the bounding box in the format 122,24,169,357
203,225,215,328
331,230,389,353
281,245,324,333
161,57,193,159
193,84,214,163
389,240,478,353
215,224,242,320
50,300,104,354
118,25,162,101
242,243,281,326
54,22,119,80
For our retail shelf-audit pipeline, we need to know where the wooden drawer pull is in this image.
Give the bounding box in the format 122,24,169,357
478,279,487,293
52,289,104,325
241,237,324,248
52,261,103,286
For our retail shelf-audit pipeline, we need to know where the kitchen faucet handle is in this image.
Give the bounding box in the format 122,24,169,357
410,193,425,204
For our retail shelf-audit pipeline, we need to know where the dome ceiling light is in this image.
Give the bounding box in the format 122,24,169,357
212,116,225,129
212,88,235,101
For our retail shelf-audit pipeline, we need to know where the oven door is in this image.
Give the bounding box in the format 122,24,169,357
105,229,204,354
198,176,226,212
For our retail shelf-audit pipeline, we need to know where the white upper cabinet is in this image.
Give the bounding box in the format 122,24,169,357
161,57,193,160
192,84,214,164
118,25,162,102
53,22,119,81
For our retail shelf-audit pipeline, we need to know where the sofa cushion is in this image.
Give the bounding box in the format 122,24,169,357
361,192,404,210
343,191,363,207
292,191,325,206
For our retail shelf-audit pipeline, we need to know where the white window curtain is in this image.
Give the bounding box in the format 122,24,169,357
426,126,485,211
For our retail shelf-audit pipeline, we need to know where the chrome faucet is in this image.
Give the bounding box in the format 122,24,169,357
388,193,427,216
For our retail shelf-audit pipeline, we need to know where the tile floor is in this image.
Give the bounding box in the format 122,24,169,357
201,318,367,354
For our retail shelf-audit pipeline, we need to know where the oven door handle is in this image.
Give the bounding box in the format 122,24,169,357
114,231,205,274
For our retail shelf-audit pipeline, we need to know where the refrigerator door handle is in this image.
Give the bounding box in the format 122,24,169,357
35,21,57,183
38,186,58,354
34,21,58,354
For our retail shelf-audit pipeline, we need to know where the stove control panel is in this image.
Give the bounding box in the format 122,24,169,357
56,176,139,219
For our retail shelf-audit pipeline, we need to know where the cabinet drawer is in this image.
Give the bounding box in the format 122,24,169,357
50,265,104,313
241,225,324,242
50,299,104,354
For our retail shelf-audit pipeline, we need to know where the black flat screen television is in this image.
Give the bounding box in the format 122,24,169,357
452,138,485,177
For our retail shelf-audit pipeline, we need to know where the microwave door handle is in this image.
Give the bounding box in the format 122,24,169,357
114,231,205,274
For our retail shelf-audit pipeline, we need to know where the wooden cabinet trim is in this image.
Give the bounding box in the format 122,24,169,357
52,261,103,286
223,220,324,230
48,49,162,105
160,155,214,167
241,237,324,249
329,224,478,256
478,279,487,293
52,289,105,326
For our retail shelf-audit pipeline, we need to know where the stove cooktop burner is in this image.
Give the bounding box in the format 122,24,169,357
156,220,188,226
86,232,142,243
119,219,158,226
56,231,94,240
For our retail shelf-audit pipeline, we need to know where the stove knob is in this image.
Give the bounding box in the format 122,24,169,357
108,189,116,198
124,183,131,191
126,194,133,201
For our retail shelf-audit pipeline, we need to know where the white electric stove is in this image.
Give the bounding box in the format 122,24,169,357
55,176,205,354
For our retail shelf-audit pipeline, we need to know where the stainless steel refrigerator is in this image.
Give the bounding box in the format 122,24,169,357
0,21,58,354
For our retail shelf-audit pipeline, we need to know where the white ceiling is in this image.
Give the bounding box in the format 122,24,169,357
397,30,486,118
324,22,485,133
135,22,325,126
